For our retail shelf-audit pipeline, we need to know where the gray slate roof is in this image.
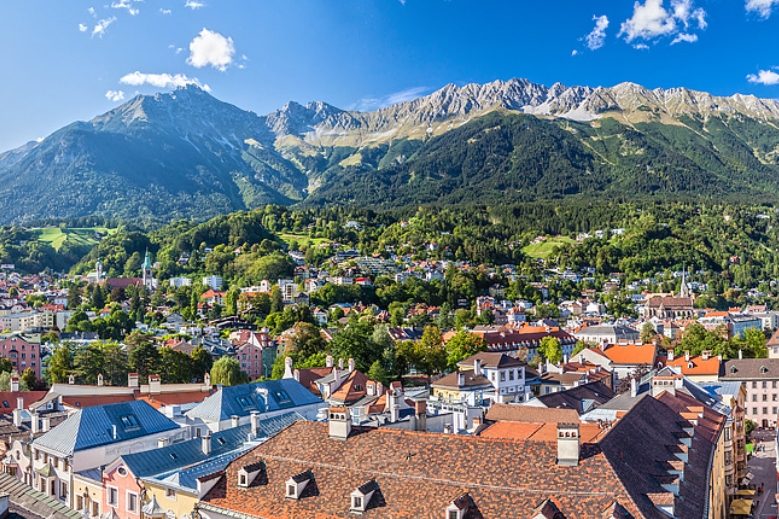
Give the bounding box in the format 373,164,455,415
186,379,323,422
721,358,779,379
33,400,179,455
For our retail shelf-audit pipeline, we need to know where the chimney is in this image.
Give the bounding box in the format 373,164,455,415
443,423,452,434
367,381,375,397
348,358,355,373
557,423,580,466
630,377,637,398
128,372,139,388
738,349,743,360
563,354,569,365
338,358,344,370
112,424,117,439
41,415,51,433
157,437,169,448
326,355,334,368
250,412,260,439
457,372,466,387
414,400,427,432
667,349,674,362
332,366,342,390
684,350,690,363
10,376,19,393
283,357,294,379
376,382,384,396
701,350,710,361
149,375,161,394
231,415,240,428
202,432,212,455
389,392,400,423
31,411,40,434
328,407,352,440
473,358,482,376
68,374,75,385
97,374,104,387
204,372,211,386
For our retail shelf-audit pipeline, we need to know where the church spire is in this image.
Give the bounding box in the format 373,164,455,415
679,266,691,299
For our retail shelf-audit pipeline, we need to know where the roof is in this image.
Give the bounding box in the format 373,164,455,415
480,421,610,443
431,371,492,390
767,328,779,347
200,421,641,519
646,296,694,308
457,352,526,370
187,379,323,422
0,471,81,519
575,325,639,338
534,381,615,415
137,389,213,410
33,400,180,455
602,344,657,366
664,355,721,376
0,392,47,414
485,404,579,423
720,358,779,379
329,370,371,405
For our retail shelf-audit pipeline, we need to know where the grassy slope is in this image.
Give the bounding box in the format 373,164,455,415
31,227,117,251
522,236,576,258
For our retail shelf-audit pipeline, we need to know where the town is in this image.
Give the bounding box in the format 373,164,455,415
0,211,775,519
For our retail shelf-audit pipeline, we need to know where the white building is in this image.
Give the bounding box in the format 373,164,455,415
202,275,224,291
170,277,193,288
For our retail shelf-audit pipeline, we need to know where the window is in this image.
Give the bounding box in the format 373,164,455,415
500,371,505,382
509,370,514,381
763,394,768,402
108,487,118,506
239,474,247,486
753,381,758,389
60,481,68,499
725,428,731,441
725,450,732,464
165,488,176,500
287,485,295,497
117,466,127,477
773,407,777,415
353,496,362,509
763,407,768,415
237,396,253,408
449,512,459,519
752,407,758,415
127,492,138,513
763,380,768,388
774,394,778,402
753,394,758,402
726,475,733,487
774,381,777,389
120,415,139,428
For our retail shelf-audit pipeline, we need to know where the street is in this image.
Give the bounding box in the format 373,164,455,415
748,432,777,519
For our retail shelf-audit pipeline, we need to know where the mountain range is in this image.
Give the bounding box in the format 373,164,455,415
3,78,779,224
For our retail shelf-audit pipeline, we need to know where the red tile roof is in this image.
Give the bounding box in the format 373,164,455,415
602,344,657,365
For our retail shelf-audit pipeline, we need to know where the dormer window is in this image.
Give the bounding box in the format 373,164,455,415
446,493,473,519
350,480,377,514
761,366,768,374
237,396,253,408
285,470,311,500
238,461,264,488
730,366,737,374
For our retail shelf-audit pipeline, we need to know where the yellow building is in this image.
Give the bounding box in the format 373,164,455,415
143,481,198,519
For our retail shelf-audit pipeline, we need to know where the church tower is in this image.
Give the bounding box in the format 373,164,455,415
95,257,103,282
679,267,691,299
142,249,154,291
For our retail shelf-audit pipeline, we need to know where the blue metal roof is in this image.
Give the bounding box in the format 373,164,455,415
33,401,180,455
186,379,322,422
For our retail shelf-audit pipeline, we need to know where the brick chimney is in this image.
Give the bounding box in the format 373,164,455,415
128,372,139,388
556,423,580,466
414,400,426,432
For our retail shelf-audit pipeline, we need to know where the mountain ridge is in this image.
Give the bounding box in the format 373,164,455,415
3,78,779,224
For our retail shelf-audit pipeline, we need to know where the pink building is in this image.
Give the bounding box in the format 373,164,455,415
721,358,779,428
0,335,41,378
236,343,264,380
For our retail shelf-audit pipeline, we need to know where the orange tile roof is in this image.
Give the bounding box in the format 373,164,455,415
664,355,721,376
602,343,657,365
481,422,610,443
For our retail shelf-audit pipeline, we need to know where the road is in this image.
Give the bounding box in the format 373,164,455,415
748,434,777,519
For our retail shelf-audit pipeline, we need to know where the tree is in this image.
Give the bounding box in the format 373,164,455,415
45,343,73,384
22,367,46,391
571,340,589,358
537,336,563,365
0,372,26,391
415,325,448,383
745,418,755,436
640,323,656,344
367,360,389,386
210,357,249,386
191,346,214,382
160,348,195,383
445,330,487,370
129,343,162,384
270,286,284,314
67,283,82,310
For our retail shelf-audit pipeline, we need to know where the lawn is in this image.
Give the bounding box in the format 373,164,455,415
522,236,576,258
279,233,330,247
31,227,117,251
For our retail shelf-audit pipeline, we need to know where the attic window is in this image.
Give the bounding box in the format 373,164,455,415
217,437,227,445
273,390,292,404
169,453,178,460
2,401,8,408
120,415,139,428
761,366,768,374
687,362,694,369
730,366,737,374
287,484,295,497
237,396,253,408
239,474,247,487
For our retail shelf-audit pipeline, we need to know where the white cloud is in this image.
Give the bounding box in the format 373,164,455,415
185,0,204,9
111,0,139,16
92,17,117,38
351,86,429,112
671,32,698,44
186,28,235,71
585,15,610,50
160,8,172,14
634,43,650,50
87,7,96,17
747,69,779,85
78,23,88,32
119,71,211,92
571,49,579,56
105,90,125,102
746,0,779,18
619,0,705,45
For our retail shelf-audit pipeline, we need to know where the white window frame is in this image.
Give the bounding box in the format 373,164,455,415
107,485,119,506
165,488,176,501
126,491,138,513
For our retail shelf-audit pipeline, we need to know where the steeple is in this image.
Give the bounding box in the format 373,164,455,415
95,257,103,281
143,249,152,269
142,249,154,291
679,266,690,299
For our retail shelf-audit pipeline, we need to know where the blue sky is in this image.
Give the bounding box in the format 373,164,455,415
1,0,779,152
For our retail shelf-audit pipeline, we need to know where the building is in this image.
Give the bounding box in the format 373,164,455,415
0,335,41,378
468,325,577,360
186,379,326,432
432,352,531,405
720,358,779,428
662,349,721,383
202,275,224,291
643,295,695,320
523,381,615,415
573,324,640,346
169,276,192,288
197,394,724,519
574,343,657,383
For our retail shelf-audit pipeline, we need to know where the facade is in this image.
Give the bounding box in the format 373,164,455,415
643,295,695,320
0,335,41,378
236,342,264,380
573,324,640,346
202,275,224,290
432,352,531,405
720,358,779,428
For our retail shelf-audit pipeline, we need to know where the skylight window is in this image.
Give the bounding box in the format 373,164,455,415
237,396,253,408
120,415,139,428
273,390,291,404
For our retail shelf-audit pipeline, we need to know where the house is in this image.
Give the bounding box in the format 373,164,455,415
768,328,779,359
0,335,41,378
523,381,615,415
573,324,640,346
662,349,721,383
720,358,779,428
201,290,226,306
574,343,657,383
186,379,326,432
197,394,723,519
13,400,192,510
202,276,224,291
643,295,695,320
468,325,577,360
455,352,532,403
